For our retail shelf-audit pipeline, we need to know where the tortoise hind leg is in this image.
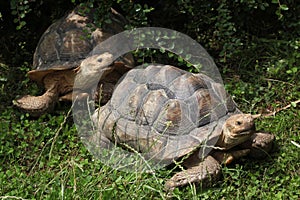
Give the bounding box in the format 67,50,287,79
164,155,221,191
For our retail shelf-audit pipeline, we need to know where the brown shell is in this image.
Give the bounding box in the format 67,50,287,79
29,7,133,83
96,65,239,162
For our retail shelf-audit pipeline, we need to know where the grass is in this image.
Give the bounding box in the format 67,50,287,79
0,44,299,199
0,102,299,200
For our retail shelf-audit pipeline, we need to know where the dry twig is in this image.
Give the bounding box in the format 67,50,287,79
262,99,300,117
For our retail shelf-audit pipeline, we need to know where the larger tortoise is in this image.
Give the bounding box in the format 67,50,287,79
13,7,134,117
86,62,274,190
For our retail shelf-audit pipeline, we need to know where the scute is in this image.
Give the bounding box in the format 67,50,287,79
96,65,238,162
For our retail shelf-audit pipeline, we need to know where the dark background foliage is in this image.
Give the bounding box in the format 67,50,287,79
1,0,299,111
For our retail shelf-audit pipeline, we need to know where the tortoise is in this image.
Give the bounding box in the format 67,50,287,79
13,7,134,117
85,62,275,190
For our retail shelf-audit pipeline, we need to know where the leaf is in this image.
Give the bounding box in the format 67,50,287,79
20,13,26,19
168,52,174,58
280,4,289,11
11,10,18,15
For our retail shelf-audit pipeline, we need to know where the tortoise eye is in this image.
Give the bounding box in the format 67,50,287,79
236,121,242,126
97,58,103,62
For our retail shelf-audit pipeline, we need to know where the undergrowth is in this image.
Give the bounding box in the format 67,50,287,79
0,48,299,199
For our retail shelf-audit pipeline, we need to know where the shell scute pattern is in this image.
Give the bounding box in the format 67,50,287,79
112,65,227,131
33,13,96,71
96,65,237,160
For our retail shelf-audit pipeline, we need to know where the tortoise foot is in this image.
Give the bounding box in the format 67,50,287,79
240,132,275,159
13,94,57,117
165,156,221,191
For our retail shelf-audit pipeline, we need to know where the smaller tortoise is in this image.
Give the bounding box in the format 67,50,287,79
13,7,134,117
87,63,274,190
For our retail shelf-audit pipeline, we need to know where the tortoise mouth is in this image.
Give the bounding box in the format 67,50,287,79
235,127,255,136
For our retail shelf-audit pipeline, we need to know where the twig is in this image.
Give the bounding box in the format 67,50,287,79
49,107,73,160
29,107,73,175
262,99,300,117
0,196,29,200
264,78,295,86
291,141,300,148
29,137,53,176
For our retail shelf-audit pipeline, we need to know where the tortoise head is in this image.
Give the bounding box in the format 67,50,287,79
218,114,256,150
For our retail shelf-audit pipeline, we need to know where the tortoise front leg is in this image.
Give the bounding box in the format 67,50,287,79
239,132,275,159
211,149,251,165
13,84,59,117
212,132,275,164
165,155,221,191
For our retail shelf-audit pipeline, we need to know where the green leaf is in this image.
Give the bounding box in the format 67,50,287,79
11,10,18,15
280,4,289,11
168,52,174,58
20,13,26,19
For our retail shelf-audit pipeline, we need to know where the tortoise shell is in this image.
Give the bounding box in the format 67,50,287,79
95,65,239,163
29,7,133,83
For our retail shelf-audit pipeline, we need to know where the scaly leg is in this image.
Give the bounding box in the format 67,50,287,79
239,132,275,159
165,155,221,191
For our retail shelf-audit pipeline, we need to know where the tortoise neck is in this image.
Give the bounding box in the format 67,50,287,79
215,131,226,149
